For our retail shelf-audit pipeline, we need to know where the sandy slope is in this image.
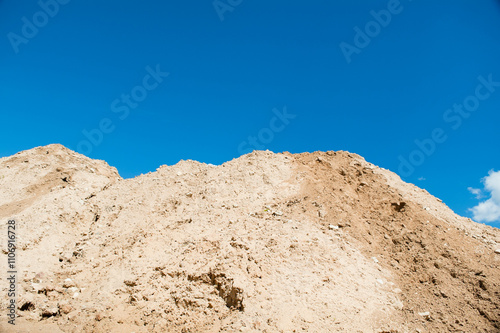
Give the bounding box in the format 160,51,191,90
0,144,499,332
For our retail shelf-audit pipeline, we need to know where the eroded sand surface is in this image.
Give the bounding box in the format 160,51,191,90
1,144,499,332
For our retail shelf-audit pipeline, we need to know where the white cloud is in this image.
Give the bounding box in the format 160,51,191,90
418,177,426,181
467,187,483,199
469,170,500,223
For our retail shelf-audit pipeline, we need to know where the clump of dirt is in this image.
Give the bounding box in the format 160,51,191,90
0,145,499,332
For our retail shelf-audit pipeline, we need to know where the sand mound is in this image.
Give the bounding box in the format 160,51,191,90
1,145,499,332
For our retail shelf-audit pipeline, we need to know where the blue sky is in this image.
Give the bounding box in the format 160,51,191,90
1,0,499,228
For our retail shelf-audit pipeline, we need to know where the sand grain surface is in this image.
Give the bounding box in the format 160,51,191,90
1,145,499,332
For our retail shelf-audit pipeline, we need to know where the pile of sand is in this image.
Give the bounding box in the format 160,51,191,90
1,144,499,332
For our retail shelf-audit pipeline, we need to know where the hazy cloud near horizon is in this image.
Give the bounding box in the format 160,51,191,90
469,170,500,223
